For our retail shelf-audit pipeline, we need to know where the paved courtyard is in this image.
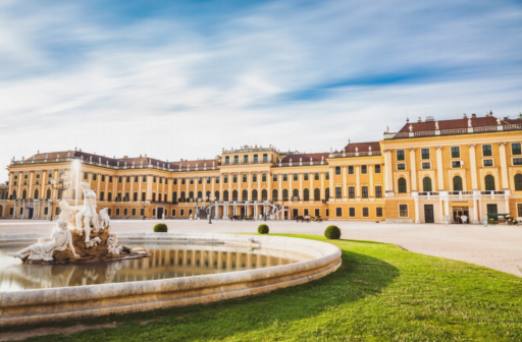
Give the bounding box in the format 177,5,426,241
0,219,521,277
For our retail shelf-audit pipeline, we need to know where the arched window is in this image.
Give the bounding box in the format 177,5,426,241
22,190,27,200
232,190,238,201
189,191,194,200
514,174,522,191
303,189,310,201
34,189,39,200
397,177,407,193
282,189,289,201
11,191,16,200
197,191,202,199
272,189,278,201
223,190,229,201
214,191,220,201
252,190,258,201
292,189,299,201
314,188,320,201
422,177,432,192
242,190,248,201
452,176,463,191
485,175,495,191
206,191,211,200
180,192,186,201
261,189,267,201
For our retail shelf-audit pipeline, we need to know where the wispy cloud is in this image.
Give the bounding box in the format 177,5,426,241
0,0,521,181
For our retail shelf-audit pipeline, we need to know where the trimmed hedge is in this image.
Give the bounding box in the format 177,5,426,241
258,224,269,234
153,223,168,233
324,225,341,240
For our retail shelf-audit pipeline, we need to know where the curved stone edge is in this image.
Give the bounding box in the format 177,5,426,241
0,234,342,327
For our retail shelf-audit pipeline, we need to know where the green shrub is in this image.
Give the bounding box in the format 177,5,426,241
153,223,168,233
258,224,269,234
324,225,341,240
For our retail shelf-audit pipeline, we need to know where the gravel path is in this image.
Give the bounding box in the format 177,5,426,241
1,219,521,277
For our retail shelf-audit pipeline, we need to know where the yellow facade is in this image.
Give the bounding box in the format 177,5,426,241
1,114,521,224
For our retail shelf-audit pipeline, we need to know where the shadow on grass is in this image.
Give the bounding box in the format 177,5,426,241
23,241,399,341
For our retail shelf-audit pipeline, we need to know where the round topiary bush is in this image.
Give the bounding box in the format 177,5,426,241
324,225,341,240
153,223,168,233
258,224,269,234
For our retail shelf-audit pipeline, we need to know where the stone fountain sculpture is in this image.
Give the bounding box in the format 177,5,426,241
16,179,147,265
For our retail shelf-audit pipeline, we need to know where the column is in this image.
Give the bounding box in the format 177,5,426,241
298,174,304,200
384,150,393,196
436,147,444,191
342,166,347,198
499,143,510,213
328,169,334,200
469,145,479,223
146,176,153,201
210,176,215,201
247,174,252,201
369,165,375,197
355,166,361,198
320,173,325,200
267,173,272,201
409,149,417,191
278,175,282,201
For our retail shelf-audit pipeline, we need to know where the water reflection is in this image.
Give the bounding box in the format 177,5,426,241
0,245,295,291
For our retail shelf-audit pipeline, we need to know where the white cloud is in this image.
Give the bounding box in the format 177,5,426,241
0,0,521,182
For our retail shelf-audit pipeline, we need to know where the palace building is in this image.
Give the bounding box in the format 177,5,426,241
1,113,522,224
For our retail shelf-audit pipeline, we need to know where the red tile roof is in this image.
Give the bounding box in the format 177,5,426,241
344,141,381,154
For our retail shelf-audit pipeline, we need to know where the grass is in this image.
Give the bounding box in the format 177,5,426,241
27,235,522,341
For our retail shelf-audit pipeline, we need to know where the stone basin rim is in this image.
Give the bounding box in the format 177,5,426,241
0,233,342,327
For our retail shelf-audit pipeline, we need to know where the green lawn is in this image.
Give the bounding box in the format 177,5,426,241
29,235,522,341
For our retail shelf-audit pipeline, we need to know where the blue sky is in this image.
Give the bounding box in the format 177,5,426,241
0,0,521,181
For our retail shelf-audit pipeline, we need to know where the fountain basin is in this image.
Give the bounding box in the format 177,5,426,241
0,234,341,327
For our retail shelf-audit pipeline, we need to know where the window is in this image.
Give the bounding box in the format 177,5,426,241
421,148,430,160
361,186,368,199
348,166,354,174
512,143,521,155
232,175,237,183
272,189,278,201
422,162,431,169
485,175,495,191
335,166,341,175
397,163,406,171
253,154,259,163
483,159,493,167
263,153,268,162
314,173,320,180
482,144,492,157
335,187,342,199
224,176,228,183
293,174,298,181
225,156,230,164
243,155,248,163
349,207,355,217
397,178,407,193
423,177,433,192
283,189,289,201
375,165,381,173
453,176,463,191
399,204,408,217
314,188,320,201
348,186,355,199
233,155,239,164
283,174,288,181
452,160,462,168
336,207,342,217
375,186,382,198
304,174,309,181
292,189,299,201
451,146,460,158
397,150,405,161
514,174,522,191
325,173,329,180
376,207,383,217
361,165,367,174
362,207,369,217
253,175,257,182
303,189,309,201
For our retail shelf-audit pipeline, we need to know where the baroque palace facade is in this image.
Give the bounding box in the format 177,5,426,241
1,113,522,224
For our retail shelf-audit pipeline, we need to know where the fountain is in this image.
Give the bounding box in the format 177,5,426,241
0,159,342,328
15,160,147,264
